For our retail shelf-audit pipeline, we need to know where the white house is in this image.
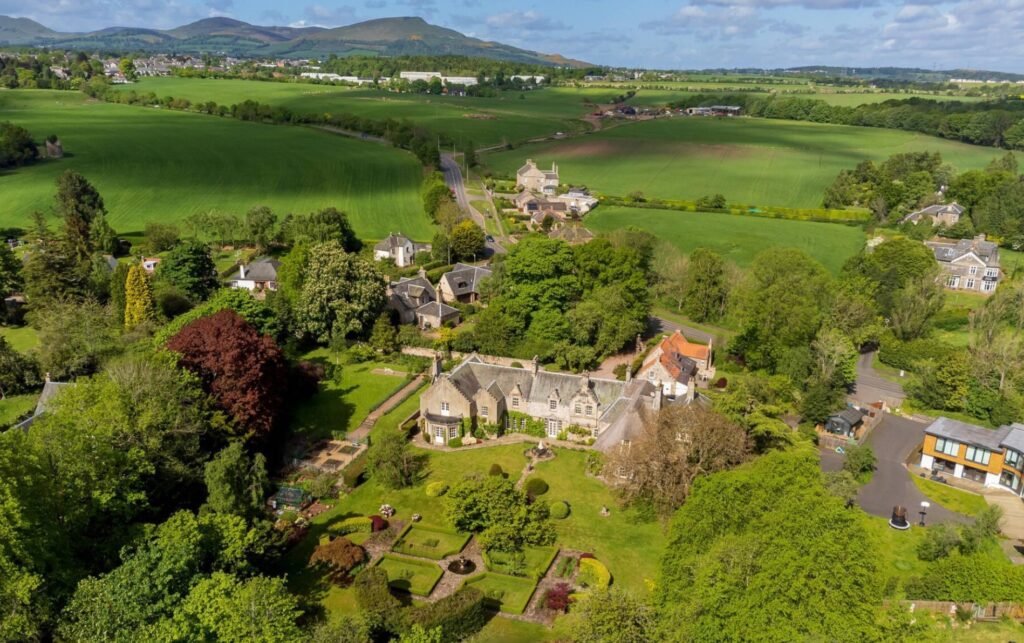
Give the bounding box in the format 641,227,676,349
517,159,559,195
227,258,280,294
374,233,429,268
556,189,599,214
141,257,161,273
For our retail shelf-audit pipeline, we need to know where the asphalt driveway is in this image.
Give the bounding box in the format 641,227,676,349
821,413,967,525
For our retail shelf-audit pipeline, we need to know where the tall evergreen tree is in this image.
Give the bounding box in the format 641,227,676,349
124,264,156,329
54,171,106,262
109,262,130,326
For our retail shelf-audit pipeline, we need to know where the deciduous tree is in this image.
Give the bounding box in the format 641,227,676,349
167,309,289,436
295,240,386,343
368,429,423,489
157,240,219,302
204,442,269,522
450,220,485,261
309,537,366,582
681,247,731,322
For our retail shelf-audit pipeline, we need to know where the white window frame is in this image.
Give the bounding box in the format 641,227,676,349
511,397,519,408
969,266,978,276
985,268,998,278
586,405,594,416
574,403,582,415
966,278,976,290
481,405,488,419
441,401,450,412
549,399,557,411
1006,449,1023,470
947,276,960,288
983,282,995,292
448,426,459,440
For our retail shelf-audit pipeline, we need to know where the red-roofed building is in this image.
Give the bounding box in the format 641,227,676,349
636,331,715,400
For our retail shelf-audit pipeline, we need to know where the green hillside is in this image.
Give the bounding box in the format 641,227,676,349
0,90,429,239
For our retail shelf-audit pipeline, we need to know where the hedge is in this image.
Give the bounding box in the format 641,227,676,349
600,195,872,224
329,516,373,536
342,450,369,488
577,557,612,590
550,501,570,519
426,481,449,497
878,333,957,372
904,553,1024,602
408,587,488,641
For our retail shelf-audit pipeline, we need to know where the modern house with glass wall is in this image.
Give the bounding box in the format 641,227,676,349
919,417,1024,494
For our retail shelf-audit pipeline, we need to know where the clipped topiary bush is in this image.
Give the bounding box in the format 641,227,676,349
448,437,463,448
488,463,504,477
550,501,570,519
329,515,373,536
577,557,611,590
525,477,549,498
426,481,449,497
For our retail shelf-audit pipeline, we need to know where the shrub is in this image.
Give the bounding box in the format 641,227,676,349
544,582,573,613
355,567,406,637
843,444,877,479
917,524,961,562
904,553,1024,602
448,437,463,448
488,463,504,477
370,515,389,532
309,472,337,499
550,501,570,519
525,477,549,498
309,537,367,582
342,451,368,488
577,557,611,590
408,587,488,641
329,515,373,536
426,481,449,497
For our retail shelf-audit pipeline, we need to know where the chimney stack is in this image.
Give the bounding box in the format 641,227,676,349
418,265,427,280
625,364,632,383
652,382,663,411
239,263,246,280
431,353,443,381
532,355,539,375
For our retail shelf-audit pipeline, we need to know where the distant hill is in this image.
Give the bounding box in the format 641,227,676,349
783,65,1024,83
0,15,587,66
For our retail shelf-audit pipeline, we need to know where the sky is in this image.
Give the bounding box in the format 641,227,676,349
5,0,1024,73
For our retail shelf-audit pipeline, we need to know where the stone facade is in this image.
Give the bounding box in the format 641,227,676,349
925,235,1001,295
516,159,559,195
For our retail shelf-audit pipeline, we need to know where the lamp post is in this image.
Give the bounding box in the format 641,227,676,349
919,501,930,527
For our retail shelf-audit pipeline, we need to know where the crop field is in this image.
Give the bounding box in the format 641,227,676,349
116,78,626,146
619,87,986,107
585,206,866,273
0,90,428,239
485,117,1007,209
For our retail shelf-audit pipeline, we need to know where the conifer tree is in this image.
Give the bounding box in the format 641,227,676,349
124,264,156,329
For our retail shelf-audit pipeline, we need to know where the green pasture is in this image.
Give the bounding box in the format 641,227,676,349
116,78,624,146
585,206,866,273
626,87,986,107
484,116,1007,209
0,394,36,429
0,90,427,238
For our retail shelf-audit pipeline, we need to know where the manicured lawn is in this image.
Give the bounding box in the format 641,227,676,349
0,394,36,428
485,546,559,579
290,352,416,439
115,78,624,146
375,554,444,596
526,448,666,595
462,572,538,615
392,524,471,560
485,116,1007,209
0,90,428,239
466,617,557,643
0,325,40,353
911,475,990,517
586,206,865,273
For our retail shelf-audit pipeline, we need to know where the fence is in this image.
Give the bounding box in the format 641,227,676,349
896,600,1024,622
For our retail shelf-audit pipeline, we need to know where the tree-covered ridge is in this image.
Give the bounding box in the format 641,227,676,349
671,93,1024,151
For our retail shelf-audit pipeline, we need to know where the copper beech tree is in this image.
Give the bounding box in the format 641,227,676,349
167,309,288,437
309,537,367,583
604,405,751,516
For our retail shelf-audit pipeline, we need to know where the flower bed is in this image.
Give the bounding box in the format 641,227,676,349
375,554,444,596
461,572,539,615
391,523,472,561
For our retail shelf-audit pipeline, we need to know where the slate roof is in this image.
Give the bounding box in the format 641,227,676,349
12,381,72,432
228,258,279,282
390,277,436,313
925,416,1009,450
908,203,964,219
831,407,866,426
1000,424,1024,453
416,300,459,319
375,233,411,252
925,237,1000,267
441,264,492,297
447,356,626,419
549,224,594,245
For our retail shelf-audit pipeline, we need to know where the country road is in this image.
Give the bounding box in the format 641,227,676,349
440,153,506,255
851,351,906,407
647,315,715,344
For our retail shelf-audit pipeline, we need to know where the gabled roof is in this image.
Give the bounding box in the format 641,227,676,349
926,237,999,267
440,264,492,297
925,416,1008,451
228,257,279,282
375,233,412,252
830,407,866,426
390,276,436,313
415,300,459,318
12,380,72,432
662,330,710,361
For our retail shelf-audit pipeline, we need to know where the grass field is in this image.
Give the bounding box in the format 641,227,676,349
485,117,1007,209
0,90,428,239
116,78,625,146
627,88,987,107
910,475,990,517
0,394,36,429
485,546,559,579
289,353,417,440
586,206,866,273
0,325,40,353
375,554,444,596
